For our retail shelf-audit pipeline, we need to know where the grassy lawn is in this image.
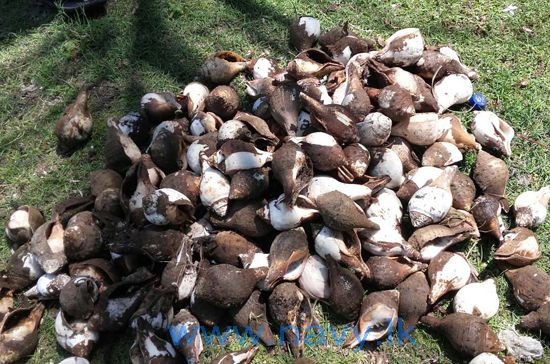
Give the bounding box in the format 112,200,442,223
1,0,549,363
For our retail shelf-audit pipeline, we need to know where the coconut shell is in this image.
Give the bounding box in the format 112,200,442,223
199,51,248,84
287,49,343,79
421,313,504,357
513,187,550,228
187,133,218,175
88,269,155,332
396,167,443,202
396,272,430,328
343,290,400,348
190,111,221,136
376,28,424,67
408,224,457,252
205,85,239,120
438,114,480,151
368,147,405,189
0,289,13,321
316,191,379,231
265,228,309,289
410,50,476,81
116,111,152,147
505,266,550,311
471,195,504,241
289,17,320,50
104,122,142,174
332,36,372,62
210,342,262,363
89,169,122,197
234,111,280,146
433,74,473,113
229,168,270,201
251,96,271,119
140,92,181,124
269,83,301,136
340,72,372,119
450,172,476,211
30,219,67,274
52,195,95,227
209,199,273,238
408,166,455,228
0,303,44,364
325,256,363,322
268,282,312,357
391,113,451,146
298,255,330,299
109,226,185,262
440,208,479,237
422,142,463,167
295,134,347,172
300,92,359,145
149,120,187,174
272,142,313,206
55,89,92,153
318,22,352,48
120,155,165,226
94,188,124,217
69,258,120,292
357,112,392,147
59,277,99,320
411,74,438,112
427,252,471,304
64,211,104,262
387,136,420,173
326,69,346,94
199,231,261,267
0,244,44,291
343,144,370,178
494,227,541,266
473,150,508,199
297,77,330,104
169,309,204,364
214,139,273,175
519,302,550,336
230,290,276,346
190,291,225,327
160,170,201,205
366,256,426,289
194,264,265,309
142,188,195,226
4,206,44,246
377,85,415,122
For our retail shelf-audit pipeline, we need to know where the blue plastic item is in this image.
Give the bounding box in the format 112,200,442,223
468,92,487,110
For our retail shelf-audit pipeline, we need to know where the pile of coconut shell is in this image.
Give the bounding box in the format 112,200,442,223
3,16,550,364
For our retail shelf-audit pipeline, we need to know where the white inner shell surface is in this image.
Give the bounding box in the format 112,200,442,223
299,17,321,37
263,195,317,230
305,176,372,201
431,254,470,299
453,280,499,319
222,151,271,173
199,164,230,217
409,186,452,226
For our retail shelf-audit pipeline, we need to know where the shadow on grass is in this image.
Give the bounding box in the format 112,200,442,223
121,0,204,108
0,0,56,45
221,0,293,57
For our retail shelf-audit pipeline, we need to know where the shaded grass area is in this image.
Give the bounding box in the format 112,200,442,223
0,0,549,363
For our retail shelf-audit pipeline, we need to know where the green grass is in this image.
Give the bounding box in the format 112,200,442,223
1,0,549,363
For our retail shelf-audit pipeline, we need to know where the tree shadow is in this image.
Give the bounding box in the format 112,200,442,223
221,0,294,58
0,0,56,46
119,0,204,111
